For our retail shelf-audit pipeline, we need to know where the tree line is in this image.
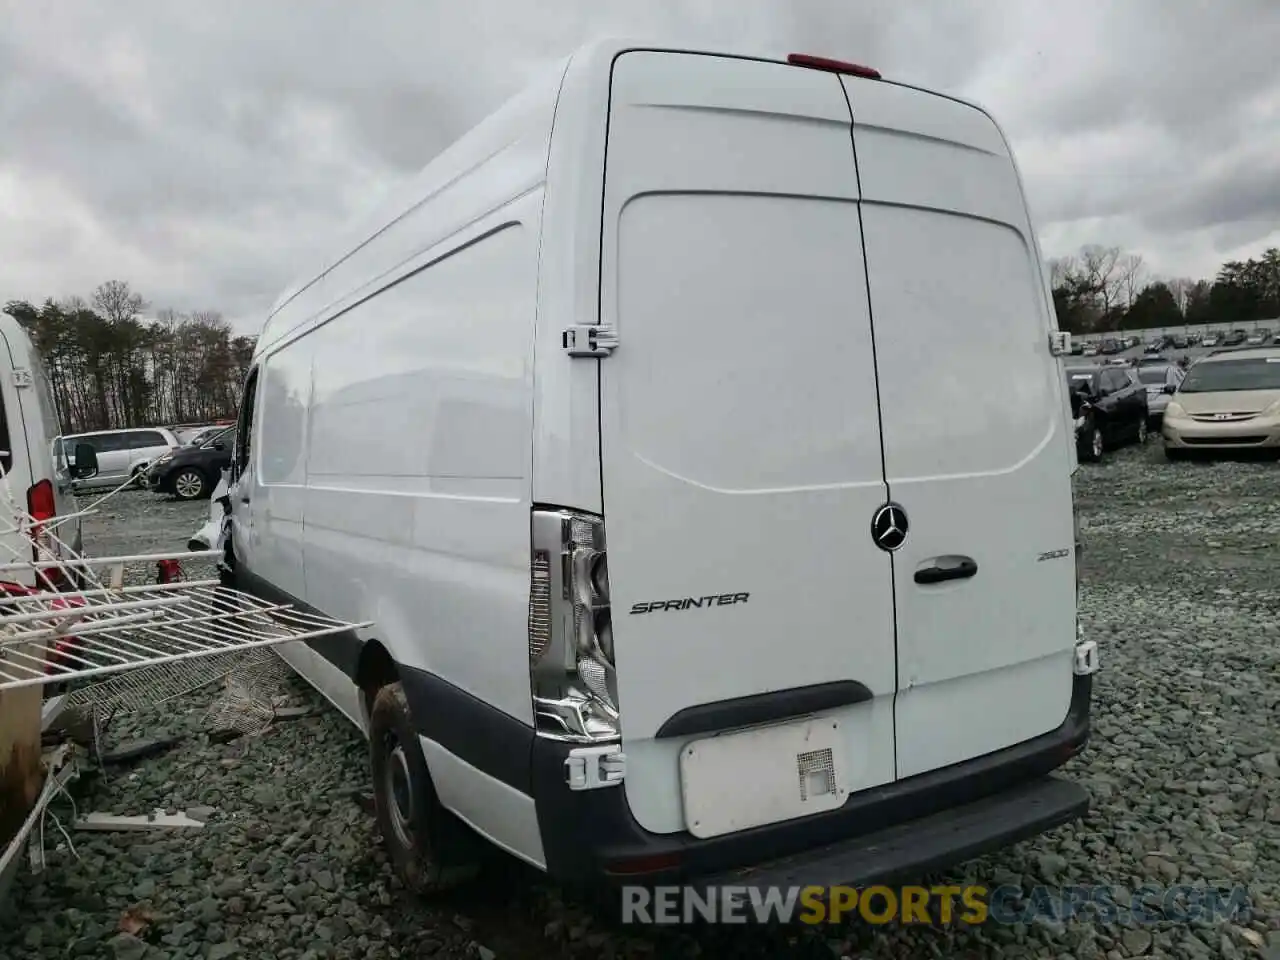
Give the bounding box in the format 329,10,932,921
1051,245,1280,335
3,282,255,434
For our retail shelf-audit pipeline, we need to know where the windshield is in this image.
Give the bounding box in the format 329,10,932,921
1065,371,1096,390
203,427,233,447
1179,358,1280,393
186,428,218,446
1137,367,1170,385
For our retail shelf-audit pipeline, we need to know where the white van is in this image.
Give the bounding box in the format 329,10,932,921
0,313,98,587
226,41,1097,894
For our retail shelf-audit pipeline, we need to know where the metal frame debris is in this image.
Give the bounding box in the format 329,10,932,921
0,457,372,694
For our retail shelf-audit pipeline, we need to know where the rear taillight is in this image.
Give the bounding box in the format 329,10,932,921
528,508,618,743
26,479,58,589
27,479,55,523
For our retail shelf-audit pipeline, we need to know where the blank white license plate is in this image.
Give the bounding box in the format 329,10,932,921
679,717,846,839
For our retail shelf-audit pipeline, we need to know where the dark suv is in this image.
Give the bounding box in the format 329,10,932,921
145,426,232,500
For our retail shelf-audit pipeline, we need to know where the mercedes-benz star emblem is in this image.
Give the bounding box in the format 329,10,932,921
871,502,909,552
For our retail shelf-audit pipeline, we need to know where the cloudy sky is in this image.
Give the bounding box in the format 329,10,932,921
1,0,1276,332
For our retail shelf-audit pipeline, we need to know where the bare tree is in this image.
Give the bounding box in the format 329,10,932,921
1076,245,1125,321
1166,277,1195,316
92,280,148,325
1049,256,1080,289
1116,253,1146,308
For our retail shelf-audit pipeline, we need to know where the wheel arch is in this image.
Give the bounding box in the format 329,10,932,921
355,638,400,730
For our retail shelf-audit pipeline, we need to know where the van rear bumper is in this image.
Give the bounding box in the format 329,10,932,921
531,673,1091,886
695,775,1085,891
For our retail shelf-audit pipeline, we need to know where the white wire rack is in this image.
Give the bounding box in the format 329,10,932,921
0,450,372,693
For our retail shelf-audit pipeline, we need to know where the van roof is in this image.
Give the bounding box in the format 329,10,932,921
255,39,991,356
0,312,32,368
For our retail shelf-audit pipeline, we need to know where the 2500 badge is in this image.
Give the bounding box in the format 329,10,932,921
629,593,750,615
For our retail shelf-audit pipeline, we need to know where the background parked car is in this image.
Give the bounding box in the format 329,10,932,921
59,427,181,491
146,426,233,500
1134,361,1185,426
174,422,234,445
1066,365,1150,462
1162,346,1280,459
1098,337,1125,355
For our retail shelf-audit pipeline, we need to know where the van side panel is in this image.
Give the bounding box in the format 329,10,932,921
257,68,565,358
843,78,1077,778
301,211,540,722
256,342,313,602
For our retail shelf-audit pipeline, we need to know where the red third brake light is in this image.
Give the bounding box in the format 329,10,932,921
787,53,882,80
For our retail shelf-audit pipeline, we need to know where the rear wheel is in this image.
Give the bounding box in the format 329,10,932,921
368,683,480,895
172,468,208,501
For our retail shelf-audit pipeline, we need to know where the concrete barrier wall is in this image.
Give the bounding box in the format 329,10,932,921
1075,318,1280,342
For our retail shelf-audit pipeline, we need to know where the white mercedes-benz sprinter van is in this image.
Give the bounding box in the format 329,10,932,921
226,40,1097,894
0,313,97,582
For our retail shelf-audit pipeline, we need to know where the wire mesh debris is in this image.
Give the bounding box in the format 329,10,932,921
0,583,364,692
203,648,298,738
0,447,371,694
66,646,287,714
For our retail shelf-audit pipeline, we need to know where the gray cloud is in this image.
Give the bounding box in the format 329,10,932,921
0,0,1275,330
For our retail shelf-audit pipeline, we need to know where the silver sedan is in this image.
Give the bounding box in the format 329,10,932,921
1134,361,1186,423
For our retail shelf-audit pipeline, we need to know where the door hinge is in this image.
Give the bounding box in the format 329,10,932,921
564,743,626,790
1048,331,1072,357
1073,637,1099,676
11,369,32,388
562,324,618,358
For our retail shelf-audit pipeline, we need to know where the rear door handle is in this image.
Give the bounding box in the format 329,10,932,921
914,555,978,585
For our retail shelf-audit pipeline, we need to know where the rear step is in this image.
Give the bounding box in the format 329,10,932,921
697,776,1088,891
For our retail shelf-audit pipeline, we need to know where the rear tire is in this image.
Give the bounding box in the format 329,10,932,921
368,683,481,895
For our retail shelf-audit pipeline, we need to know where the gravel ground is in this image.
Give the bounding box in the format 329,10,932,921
1,449,1278,959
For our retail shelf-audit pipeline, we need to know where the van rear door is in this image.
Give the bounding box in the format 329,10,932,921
841,78,1077,777
595,51,896,834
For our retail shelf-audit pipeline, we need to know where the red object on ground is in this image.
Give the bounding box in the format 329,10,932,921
156,559,183,584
